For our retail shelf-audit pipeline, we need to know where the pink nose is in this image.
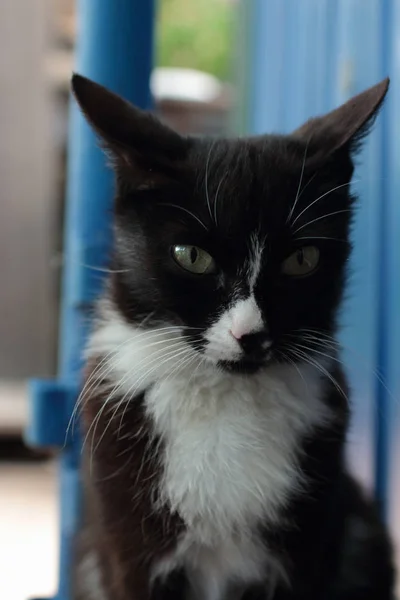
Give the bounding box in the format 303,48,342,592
230,326,245,340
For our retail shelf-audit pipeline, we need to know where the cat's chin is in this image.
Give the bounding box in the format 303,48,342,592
219,358,268,375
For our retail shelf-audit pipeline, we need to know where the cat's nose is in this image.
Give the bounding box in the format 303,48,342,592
234,331,271,355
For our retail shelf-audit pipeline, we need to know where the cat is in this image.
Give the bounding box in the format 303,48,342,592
71,74,395,600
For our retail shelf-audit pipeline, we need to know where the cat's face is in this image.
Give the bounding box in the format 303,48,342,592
111,137,353,373
73,75,388,374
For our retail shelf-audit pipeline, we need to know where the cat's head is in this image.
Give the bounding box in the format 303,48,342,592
73,75,388,374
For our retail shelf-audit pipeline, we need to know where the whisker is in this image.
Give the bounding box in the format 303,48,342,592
213,171,228,227
295,329,398,406
294,236,347,243
294,341,342,366
276,349,310,394
68,359,113,436
162,347,200,386
294,328,340,343
78,262,130,274
284,330,339,348
292,209,352,235
91,345,196,461
104,340,197,418
286,139,310,224
157,203,209,232
117,347,200,439
95,336,196,411
205,140,216,225
295,171,318,204
66,326,194,440
93,453,136,483
296,332,340,349
291,180,359,227
187,353,207,385
85,343,188,466
296,336,339,354
67,327,201,441
67,349,128,443
117,347,200,440
288,346,348,403
115,350,197,439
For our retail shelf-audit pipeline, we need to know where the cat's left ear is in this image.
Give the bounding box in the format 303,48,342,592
293,78,389,160
71,73,190,186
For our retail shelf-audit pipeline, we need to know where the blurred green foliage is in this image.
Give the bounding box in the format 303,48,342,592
156,0,235,80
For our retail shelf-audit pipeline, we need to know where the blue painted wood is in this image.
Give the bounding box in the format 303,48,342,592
373,0,393,520
246,0,394,517
27,1,154,599
333,0,383,495
386,0,400,533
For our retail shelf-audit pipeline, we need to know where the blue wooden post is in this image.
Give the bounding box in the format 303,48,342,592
240,0,393,519
26,1,154,599
374,0,393,519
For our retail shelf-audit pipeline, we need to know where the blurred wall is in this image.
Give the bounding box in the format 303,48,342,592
0,0,58,379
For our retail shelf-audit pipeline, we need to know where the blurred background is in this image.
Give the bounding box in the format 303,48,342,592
0,1,399,599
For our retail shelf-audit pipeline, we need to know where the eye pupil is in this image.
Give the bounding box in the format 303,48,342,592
281,245,319,277
190,247,198,263
297,249,304,265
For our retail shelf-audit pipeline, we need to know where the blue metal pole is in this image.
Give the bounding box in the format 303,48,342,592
374,0,392,520
26,2,154,599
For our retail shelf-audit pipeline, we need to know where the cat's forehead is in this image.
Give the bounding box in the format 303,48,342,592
192,136,307,183
187,136,308,238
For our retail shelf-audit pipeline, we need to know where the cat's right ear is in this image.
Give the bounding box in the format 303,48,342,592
71,74,190,186
292,78,389,162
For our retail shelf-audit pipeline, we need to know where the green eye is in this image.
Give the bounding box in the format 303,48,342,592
282,246,320,277
172,245,216,275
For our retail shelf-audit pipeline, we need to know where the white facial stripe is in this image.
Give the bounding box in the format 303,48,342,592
204,234,266,366
247,233,265,291
204,295,264,362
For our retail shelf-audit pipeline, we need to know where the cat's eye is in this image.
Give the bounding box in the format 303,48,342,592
172,245,216,275
281,246,320,277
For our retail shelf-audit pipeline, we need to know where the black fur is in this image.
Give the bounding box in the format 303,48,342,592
71,75,395,599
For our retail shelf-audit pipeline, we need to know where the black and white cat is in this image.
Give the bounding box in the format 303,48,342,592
71,74,395,600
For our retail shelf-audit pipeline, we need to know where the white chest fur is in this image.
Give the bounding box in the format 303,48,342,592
86,305,331,599
146,363,331,599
